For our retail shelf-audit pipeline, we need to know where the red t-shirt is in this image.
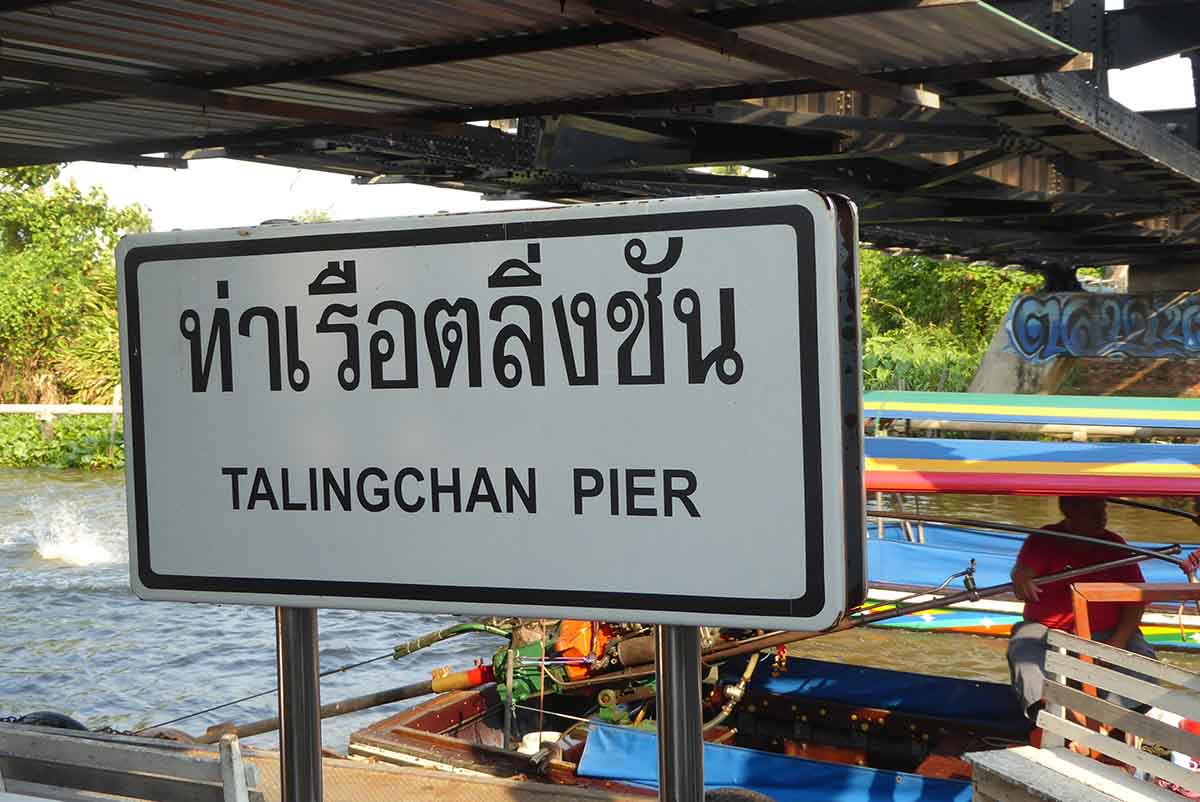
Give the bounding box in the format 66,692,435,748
1015,522,1145,633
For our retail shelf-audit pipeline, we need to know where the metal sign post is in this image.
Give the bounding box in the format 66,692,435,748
276,607,322,802
655,624,704,801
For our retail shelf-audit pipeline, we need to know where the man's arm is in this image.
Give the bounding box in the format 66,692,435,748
1011,563,1041,602
1103,603,1144,650
1104,544,1147,648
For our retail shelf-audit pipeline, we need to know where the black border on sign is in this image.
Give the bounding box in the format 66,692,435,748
829,194,868,610
123,205,841,619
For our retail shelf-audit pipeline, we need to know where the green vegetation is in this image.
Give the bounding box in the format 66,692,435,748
0,166,149,405
0,414,123,469
859,250,1043,392
0,166,145,469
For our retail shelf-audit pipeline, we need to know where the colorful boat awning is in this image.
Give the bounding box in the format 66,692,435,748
863,391,1200,429
865,437,1200,495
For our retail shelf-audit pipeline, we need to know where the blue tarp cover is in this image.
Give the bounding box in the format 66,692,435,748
868,522,1180,589
577,725,972,802
719,655,1027,732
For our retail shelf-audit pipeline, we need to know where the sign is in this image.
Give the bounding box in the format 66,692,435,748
118,191,864,629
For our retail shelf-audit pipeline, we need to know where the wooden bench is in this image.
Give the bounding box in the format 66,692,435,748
967,628,1200,801
0,724,261,802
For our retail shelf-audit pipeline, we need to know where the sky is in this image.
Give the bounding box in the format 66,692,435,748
61,55,1197,232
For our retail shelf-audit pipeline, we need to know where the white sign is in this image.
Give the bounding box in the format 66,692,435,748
118,191,864,629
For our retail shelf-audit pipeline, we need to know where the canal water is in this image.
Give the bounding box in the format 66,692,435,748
2,469,1199,749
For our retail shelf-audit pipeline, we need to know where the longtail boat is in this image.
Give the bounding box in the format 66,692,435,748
865,522,1200,649
862,390,1200,648
864,390,1200,434
347,626,1030,800
334,528,1191,796
865,436,1200,496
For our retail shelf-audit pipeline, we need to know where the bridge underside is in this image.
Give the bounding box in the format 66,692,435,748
1,0,1198,276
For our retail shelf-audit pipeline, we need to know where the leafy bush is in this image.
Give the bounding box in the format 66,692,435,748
0,414,123,469
0,167,148,404
859,250,1043,391
860,250,1042,351
862,327,978,392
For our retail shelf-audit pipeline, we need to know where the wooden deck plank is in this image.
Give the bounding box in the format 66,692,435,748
1046,630,1200,690
1044,652,1200,722
0,726,227,784
1036,713,1200,797
967,746,1120,802
968,745,1182,802
244,753,649,802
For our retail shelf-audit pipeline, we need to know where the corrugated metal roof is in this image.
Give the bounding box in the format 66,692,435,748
0,0,1077,130
340,39,780,108
740,4,1071,72
0,1,601,71
0,0,1195,271
1,98,284,148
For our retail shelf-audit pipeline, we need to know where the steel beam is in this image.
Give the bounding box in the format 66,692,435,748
1192,51,1200,124
590,105,1002,140
1105,3,1200,70
904,145,1033,191
0,86,96,112
376,164,1191,266
998,73,1200,186
0,59,492,142
418,53,1089,124
0,144,188,168
1137,108,1195,151
859,198,1056,223
346,130,525,168
0,123,354,168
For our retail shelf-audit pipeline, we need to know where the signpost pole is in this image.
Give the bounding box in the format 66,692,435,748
655,624,704,801
276,607,323,802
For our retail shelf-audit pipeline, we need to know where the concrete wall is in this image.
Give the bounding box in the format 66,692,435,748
1058,357,1200,397
1128,264,1200,293
968,325,1073,394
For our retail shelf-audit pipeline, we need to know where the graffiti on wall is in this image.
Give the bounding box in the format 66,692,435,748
1006,292,1200,363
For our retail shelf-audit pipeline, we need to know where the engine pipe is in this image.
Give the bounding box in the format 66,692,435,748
198,665,495,744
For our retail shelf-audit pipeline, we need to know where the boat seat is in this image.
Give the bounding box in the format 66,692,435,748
719,656,1029,733
968,627,1200,801
0,724,261,802
967,745,1181,802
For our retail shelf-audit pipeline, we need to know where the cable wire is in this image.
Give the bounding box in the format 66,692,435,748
137,650,396,732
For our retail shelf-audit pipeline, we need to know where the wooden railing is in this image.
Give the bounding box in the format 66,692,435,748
0,404,119,415
0,724,260,802
1072,582,1200,643
1036,628,1200,797
0,386,122,418
969,582,1200,802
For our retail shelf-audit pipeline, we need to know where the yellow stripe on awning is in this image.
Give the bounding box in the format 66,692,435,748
864,457,1200,477
861,401,1200,422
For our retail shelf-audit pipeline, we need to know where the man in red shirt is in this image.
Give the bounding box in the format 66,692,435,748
1007,496,1154,722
